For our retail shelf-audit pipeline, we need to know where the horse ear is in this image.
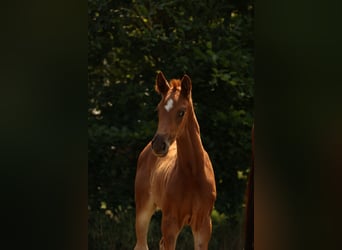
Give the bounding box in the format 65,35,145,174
155,71,170,95
181,74,192,98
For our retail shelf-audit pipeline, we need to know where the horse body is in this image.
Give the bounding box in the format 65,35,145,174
134,72,216,250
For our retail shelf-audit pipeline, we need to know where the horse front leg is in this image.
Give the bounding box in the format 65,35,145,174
192,215,212,250
134,195,155,250
159,213,181,250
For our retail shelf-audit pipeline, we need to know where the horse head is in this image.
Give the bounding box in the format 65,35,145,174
151,71,192,157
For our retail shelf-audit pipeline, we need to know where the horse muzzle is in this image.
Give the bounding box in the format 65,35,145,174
151,134,170,157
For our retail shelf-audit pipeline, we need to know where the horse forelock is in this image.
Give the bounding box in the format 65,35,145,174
169,79,181,90
160,79,181,102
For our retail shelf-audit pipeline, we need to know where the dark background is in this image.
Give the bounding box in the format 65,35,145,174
0,0,341,250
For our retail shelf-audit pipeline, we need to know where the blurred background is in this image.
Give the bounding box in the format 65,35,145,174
88,0,254,249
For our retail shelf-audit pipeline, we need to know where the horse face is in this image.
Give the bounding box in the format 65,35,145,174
152,93,188,157
151,72,192,157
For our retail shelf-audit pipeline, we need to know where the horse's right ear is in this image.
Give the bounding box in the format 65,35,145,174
155,71,170,96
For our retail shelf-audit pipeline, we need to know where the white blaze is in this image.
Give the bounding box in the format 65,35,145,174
164,98,174,112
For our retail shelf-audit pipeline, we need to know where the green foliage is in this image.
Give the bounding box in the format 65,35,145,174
88,0,254,249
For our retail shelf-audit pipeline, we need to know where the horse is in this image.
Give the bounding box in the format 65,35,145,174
134,72,217,250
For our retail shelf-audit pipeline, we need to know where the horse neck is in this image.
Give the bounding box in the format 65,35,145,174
176,101,205,174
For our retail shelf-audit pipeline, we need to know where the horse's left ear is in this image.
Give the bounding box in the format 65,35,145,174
181,74,192,98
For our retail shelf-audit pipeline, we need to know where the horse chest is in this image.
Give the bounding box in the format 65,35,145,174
151,163,210,207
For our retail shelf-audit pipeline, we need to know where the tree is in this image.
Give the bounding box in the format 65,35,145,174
88,0,254,249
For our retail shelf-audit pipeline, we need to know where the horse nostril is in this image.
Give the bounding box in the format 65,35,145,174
151,135,169,156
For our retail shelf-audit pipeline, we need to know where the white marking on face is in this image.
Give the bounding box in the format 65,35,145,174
164,98,174,112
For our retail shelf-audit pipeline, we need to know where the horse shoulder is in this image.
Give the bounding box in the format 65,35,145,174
135,142,156,193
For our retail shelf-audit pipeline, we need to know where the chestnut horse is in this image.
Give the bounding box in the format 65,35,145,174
134,72,216,250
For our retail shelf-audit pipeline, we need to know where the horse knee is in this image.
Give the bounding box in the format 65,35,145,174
192,219,212,250
159,235,177,250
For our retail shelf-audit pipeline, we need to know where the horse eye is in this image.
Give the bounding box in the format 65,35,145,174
178,111,185,117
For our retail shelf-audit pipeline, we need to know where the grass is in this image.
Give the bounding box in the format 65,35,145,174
88,205,244,250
